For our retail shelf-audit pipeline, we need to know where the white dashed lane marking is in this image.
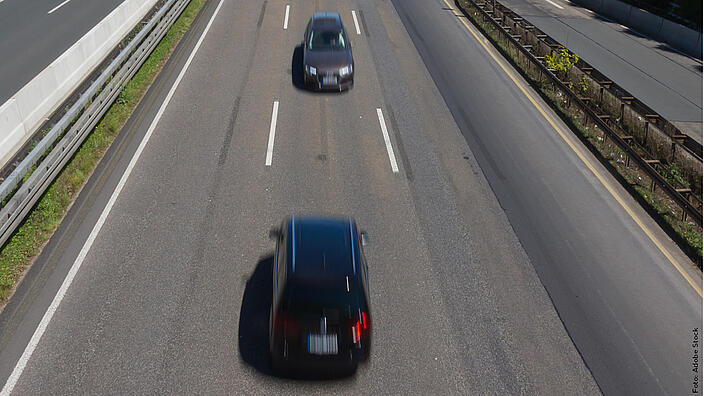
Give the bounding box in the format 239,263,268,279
352,10,361,35
376,108,399,173
266,101,280,166
48,0,71,14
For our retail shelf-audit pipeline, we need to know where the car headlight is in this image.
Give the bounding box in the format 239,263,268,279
305,65,317,75
339,64,353,76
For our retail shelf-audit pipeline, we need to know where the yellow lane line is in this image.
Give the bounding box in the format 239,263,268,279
441,0,702,296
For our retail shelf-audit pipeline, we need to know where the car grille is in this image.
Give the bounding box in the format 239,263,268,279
320,72,339,87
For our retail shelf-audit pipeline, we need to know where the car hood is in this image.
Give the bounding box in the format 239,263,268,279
304,50,352,72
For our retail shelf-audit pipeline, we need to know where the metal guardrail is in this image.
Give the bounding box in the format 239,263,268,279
456,0,703,226
535,30,702,162
0,0,191,249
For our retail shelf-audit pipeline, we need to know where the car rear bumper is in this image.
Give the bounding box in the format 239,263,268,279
270,337,368,376
274,352,359,377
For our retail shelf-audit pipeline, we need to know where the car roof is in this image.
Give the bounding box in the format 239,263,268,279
311,12,343,29
286,216,359,283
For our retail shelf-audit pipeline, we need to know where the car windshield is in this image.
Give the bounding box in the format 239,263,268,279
309,29,346,51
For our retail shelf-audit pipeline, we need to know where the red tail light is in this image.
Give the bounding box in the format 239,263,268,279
351,312,370,344
274,312,299,337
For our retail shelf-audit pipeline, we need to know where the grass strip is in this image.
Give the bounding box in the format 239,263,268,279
456,0,702,265
0,0,207,306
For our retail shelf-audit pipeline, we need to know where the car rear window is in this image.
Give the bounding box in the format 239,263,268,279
309,29,346,50
283,278,363,316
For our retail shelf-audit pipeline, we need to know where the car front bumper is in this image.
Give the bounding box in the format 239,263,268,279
305,71,354,91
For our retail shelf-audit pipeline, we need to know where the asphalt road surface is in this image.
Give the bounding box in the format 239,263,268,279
499,0,703,143
0,0,128,103
0,0,700,394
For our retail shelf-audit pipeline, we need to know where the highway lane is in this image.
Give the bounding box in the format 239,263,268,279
392,0,702,394
0,0,601,394
0,0,129,103
498,0,703,143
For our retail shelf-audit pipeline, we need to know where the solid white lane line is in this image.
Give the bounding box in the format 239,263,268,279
283,4,290,29
265,101,279,166
47,0,70,14
376,108,399,173
543,0,564,9
351,11,361,35
0,1,226,394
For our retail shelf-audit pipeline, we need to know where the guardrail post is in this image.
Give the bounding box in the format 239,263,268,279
671,141,677,162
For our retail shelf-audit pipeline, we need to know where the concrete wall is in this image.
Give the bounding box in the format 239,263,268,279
0,0,159,170
571,0,702,59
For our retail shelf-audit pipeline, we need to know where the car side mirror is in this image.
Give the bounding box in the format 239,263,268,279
360,231,368,246
269,227,280,240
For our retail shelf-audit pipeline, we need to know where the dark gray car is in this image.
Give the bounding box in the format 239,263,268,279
303,12,354,91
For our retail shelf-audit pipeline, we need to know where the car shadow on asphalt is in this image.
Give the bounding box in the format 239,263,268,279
238,254,357,382
238,254,274,376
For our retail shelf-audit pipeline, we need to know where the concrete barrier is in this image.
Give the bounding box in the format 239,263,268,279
659,19,701,57
577,0,603,11
570,0,703,59
628,7,663,38
0,0,159,170
599,0,631,22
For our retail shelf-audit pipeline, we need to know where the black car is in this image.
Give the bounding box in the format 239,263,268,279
302,13,354,91
268,216,371,375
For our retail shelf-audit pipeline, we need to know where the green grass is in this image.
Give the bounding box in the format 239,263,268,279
634,185,703,256
0,0,206,306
